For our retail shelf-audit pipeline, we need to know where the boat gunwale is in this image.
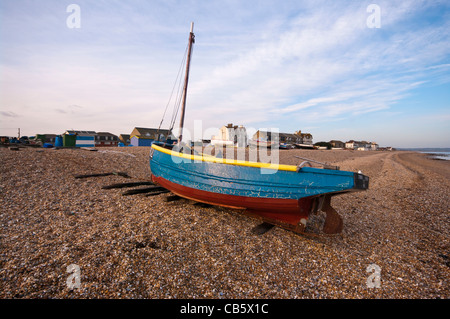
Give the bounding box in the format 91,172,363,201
151,144,355,177
152,143,299,172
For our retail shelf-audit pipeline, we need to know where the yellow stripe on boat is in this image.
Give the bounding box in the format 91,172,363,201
152,144,298,172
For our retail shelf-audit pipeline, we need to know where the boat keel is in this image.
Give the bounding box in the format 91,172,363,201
321,195,343,234
245,195,344,235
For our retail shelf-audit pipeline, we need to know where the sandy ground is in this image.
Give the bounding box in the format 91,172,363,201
0,146,448,299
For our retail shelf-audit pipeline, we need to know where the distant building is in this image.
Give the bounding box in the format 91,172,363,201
329,140,345,149
65,130,96,135
279,133,302,145
35,134,57,145
250,129,313,148
64,130,95,147
360,141,372,151
95,132,119,147
211,123,247,147
370,142,379,151
119,134,131,146
294,130,313,145
345,140,359,150
251,130,279,147
345,140,378,151
130,127,173,146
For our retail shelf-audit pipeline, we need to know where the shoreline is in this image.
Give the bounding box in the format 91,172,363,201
422,153,450,161
0,147,448,299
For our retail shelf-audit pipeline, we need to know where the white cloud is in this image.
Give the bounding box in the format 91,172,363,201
1,0,449,146
181,0,450,134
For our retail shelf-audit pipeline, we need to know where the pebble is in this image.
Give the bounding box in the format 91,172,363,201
0,146,448,298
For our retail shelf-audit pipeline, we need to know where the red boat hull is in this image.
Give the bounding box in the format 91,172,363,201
152,175,315,232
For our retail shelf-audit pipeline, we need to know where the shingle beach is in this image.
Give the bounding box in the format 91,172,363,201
0,146,448,298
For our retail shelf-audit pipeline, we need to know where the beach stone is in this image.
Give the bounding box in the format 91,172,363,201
0,147,448,298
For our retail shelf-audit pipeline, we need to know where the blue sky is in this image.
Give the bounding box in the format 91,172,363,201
1,0,449,148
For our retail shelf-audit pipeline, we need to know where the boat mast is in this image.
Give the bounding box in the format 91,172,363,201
178,22,195,143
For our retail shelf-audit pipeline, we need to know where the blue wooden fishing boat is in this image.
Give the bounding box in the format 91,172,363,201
149,23,369,234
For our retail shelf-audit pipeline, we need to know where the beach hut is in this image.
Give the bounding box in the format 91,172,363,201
130,127,172,146
76,135,95,147
119,134,131,146
63,134,76,147
55,135,63,147
35,134,57,145
64,130,96,148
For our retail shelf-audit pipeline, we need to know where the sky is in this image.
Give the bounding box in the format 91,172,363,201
1,0,449,148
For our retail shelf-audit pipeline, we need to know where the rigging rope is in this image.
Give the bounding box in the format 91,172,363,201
169,51,187,132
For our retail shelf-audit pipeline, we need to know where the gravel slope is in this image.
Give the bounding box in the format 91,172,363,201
0,146,448,298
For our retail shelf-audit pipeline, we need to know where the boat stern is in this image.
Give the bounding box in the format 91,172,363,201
353,172,370,190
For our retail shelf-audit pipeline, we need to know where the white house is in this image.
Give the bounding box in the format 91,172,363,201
370,142,379,150
345,140,359,149
346,140,378,150
211,124,247,147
